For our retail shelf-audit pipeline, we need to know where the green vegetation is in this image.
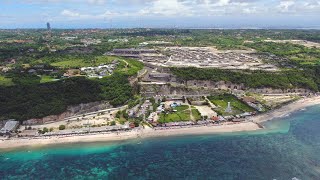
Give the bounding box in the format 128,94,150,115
0,77,102,121
208,94,255,116
245,42,320,66
128,96,142,109
0,74,139,121
42,127,49,133
49,55,115,68
115,109,129,123
40,75,57,83
98,73,134,106
191,108,202,121
158,105,190,124
110,121,116,126
171,67,319,91
11,74,41,86
115,59,144,76
0,53,143,121
0,76,14,86
59,125,66,130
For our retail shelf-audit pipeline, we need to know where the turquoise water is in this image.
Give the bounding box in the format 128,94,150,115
1,106,320,179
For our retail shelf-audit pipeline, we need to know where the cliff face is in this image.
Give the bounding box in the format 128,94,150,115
23,101,111,125
139,80,313,97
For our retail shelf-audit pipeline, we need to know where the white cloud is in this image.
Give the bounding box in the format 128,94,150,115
274,0,320,14
87,0,108,5
242,7,257,14
215,0,231,6
277,0,295,13
4,0,320,24
138,0,193,16
60,9,125,21
55,0,320,20
61,10,80,17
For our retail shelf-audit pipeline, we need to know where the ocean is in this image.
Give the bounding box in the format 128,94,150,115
1,105,320,179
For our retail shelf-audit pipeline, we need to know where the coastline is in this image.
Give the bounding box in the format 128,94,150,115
249,96,320,123
0,122,260,150
1,96,320,150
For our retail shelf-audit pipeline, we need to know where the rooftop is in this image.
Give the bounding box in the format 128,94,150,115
0,120,19,134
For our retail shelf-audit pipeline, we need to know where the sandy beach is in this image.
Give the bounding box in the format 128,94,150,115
1,96,320,150
250,95,320,123
0,122,260,150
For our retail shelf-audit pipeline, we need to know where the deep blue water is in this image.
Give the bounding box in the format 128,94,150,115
1,105,320,179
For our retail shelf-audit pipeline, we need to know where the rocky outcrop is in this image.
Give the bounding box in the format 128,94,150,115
23,101,112,125
139,80,312,97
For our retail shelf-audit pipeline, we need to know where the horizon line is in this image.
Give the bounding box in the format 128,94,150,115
1,27,320,30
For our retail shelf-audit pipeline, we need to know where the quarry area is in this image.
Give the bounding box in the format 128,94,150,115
109,47,279,72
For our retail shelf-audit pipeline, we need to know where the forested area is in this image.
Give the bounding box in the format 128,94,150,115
0,42,48,63
245,42,320,66
0,57,143,121
171,67,319,91
0,77,101,121
98,73,133,106
0,74,135,121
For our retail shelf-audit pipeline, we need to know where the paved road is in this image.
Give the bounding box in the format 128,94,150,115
64,105,127,121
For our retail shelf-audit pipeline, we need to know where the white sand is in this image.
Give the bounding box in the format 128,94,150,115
249,96,320,123
0,122,260,149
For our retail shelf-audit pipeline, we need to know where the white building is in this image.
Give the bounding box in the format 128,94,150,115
0,120,19,135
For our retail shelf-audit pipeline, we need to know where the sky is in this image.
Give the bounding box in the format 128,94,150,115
0,0,320,29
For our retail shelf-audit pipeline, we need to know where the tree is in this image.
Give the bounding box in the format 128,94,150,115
59,125,66,130
122,110,129,119
134,120,140,127
42,127,49,134
110,121,116,126
115,111,121,118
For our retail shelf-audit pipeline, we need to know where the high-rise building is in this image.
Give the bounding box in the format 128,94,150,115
46,22,51,31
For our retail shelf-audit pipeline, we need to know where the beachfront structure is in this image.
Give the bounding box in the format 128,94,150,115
242,96,264,112
128,100,153,119
0,120,19,135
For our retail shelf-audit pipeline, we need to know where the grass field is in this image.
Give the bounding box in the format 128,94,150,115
191,108,202,121
115,59,144,76
208,94,255,116
40,76,58,83
50,56,116,68
158,105,191,123
0,76,14,86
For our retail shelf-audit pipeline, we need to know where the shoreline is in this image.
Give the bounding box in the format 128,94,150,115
0,122,260,150
1,96,320,150
249,96,320,123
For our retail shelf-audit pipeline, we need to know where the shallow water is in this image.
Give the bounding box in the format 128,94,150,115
1,105,320,179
